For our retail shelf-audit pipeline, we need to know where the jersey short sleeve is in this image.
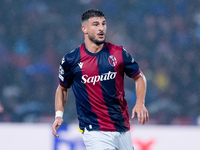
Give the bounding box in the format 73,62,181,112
122,47,141,78
58,56,73,88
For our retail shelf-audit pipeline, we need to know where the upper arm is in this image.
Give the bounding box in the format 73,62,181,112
122,47,141,78
55,84,68,105
133,72,146,84
58,84,68,92
56,84,68,98
58,56,73,88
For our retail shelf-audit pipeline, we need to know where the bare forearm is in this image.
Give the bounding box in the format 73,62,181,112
52,85,67,138
55,85,67,112
132,72,149,124
134,72,147,105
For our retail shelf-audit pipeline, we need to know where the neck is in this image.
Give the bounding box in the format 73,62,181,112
84,38,104,53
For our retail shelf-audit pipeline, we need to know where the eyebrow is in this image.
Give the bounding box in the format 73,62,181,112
92,20,106,24
92,21,99,24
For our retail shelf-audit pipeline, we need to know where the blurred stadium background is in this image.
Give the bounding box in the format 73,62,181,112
0,0,200,150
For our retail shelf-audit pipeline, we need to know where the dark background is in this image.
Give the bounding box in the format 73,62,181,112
0,0,199,125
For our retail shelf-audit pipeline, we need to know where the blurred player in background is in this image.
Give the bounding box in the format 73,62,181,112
52,9,149,150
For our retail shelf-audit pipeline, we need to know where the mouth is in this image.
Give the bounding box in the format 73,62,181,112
97,32,105,38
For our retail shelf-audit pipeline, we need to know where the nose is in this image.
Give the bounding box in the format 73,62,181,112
99,25,103,31
99,24,106,31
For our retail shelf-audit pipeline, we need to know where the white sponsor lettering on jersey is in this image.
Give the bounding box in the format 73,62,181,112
81,71,117,85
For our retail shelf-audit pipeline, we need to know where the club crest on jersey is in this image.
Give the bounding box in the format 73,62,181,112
108,55,117,67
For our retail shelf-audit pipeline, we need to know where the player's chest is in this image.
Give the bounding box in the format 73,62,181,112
73,54,122,76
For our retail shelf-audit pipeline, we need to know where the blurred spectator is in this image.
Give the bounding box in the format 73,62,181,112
0,102,4,113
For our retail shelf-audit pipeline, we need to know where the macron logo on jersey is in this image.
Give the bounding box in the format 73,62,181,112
81,71,117,85
78,62,83,69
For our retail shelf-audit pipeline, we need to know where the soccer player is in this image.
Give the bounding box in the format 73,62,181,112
52,9,149,150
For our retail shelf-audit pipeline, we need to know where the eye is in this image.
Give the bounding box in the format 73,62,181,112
92,22,99,26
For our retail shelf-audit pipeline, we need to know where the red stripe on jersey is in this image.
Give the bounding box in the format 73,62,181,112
79,45,115,131
59,80,68,88
131,69,141,78
106,43,130,130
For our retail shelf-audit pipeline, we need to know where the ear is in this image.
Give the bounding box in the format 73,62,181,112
81,25,88,34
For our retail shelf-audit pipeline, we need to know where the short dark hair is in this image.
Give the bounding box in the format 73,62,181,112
81,9,105,23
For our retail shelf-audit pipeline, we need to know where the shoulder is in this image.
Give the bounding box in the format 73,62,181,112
106,42,123,51
62,46,80,64
66,47,80,59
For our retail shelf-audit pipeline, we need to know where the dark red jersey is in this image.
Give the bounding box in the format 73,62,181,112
58,42,141,132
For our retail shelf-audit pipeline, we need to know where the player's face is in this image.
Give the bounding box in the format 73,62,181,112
84,17,107,45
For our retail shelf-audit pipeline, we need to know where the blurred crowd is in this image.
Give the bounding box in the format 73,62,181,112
0,0,200,125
